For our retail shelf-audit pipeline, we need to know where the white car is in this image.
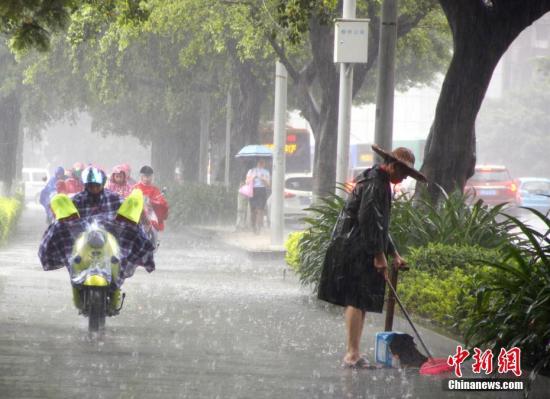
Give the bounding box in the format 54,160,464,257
267,173,313,217
22,167,49,203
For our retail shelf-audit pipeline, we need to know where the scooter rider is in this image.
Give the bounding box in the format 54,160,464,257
39,192,156,313
72,166,123,220
132,166,169,231
106,164,133,198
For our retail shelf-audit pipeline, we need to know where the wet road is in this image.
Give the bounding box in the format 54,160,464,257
1,207,549,398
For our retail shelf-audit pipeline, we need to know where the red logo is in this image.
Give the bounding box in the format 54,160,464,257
472,348,494,375
448,346,522,378
447,345,470,377
497,347,522,377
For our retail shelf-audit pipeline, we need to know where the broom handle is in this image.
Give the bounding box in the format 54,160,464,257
385,275,435,361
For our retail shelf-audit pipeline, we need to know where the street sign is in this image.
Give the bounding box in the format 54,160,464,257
334,19,369,63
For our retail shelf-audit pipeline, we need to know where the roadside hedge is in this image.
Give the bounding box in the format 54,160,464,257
396,243,498,334
167,183,238,226
0,196,22,244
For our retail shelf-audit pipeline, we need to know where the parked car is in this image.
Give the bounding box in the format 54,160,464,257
515,177,550,214
22,167,49,203
465,165,517,206
267,173,313,218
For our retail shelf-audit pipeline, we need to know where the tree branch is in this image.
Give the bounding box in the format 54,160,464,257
264,33,300,82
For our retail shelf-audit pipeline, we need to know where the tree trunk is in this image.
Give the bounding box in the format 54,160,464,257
311,91,339,196
305,17,340,197
422,0,550,200
0,92,21,196
179,117,200,183
151,129,179,186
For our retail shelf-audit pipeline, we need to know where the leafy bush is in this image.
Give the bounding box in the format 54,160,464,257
397,267,473,332
405,242,500,273
167,183,238,226
391,189,517,253
0,196,22,244
284,231,303,272
396,243,497,333
459,208,550,381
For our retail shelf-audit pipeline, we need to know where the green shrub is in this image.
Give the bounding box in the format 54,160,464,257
0,196,22,244
397,267,474,332
405,242,500,273
284,231,304,272
396,243,497,333
391,189,516,254
167,183,238,226
459,208,550,382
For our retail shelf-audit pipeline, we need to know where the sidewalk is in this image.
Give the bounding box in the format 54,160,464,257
193,224,292,260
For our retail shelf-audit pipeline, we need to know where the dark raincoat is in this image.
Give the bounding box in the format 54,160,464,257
318,165,395,312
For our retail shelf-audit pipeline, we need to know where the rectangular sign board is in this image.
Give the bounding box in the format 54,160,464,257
334,19,369,63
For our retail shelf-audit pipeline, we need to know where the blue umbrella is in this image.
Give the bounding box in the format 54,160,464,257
235,144,272,158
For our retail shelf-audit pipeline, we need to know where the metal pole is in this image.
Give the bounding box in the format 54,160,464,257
224,89,232,187
373,0,398,160
271,61,287,246
335,0,357,191
374,0,398,330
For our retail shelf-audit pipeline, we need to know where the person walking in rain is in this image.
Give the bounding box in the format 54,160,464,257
317,145,427,368
246,158,271,234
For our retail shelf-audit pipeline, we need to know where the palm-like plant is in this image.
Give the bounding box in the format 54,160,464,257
391,188,517,253
461,207,550,382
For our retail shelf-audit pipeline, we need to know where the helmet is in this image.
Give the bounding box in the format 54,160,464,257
139,165,154,175
81,166,106,185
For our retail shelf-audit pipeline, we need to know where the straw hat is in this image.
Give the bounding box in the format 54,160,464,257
371,144,427,182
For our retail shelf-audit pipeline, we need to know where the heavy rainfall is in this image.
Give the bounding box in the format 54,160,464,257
1,1,550,399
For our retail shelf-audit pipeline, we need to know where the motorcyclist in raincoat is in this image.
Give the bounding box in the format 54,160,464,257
72,166,123,220
132,165,169,231
38,191,155,313
121,163,136,186
39,166,65,221
64,168,84,195
106,165,133,198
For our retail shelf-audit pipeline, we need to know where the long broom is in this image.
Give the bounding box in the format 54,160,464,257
385,275,454,375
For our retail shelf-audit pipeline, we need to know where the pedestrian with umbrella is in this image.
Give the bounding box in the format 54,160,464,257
245,158,271,234
236,145,272,234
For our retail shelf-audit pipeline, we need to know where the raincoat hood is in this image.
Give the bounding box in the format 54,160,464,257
54,166,65,178
117,189,144,223
50,194,79,220
111,165,127,182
